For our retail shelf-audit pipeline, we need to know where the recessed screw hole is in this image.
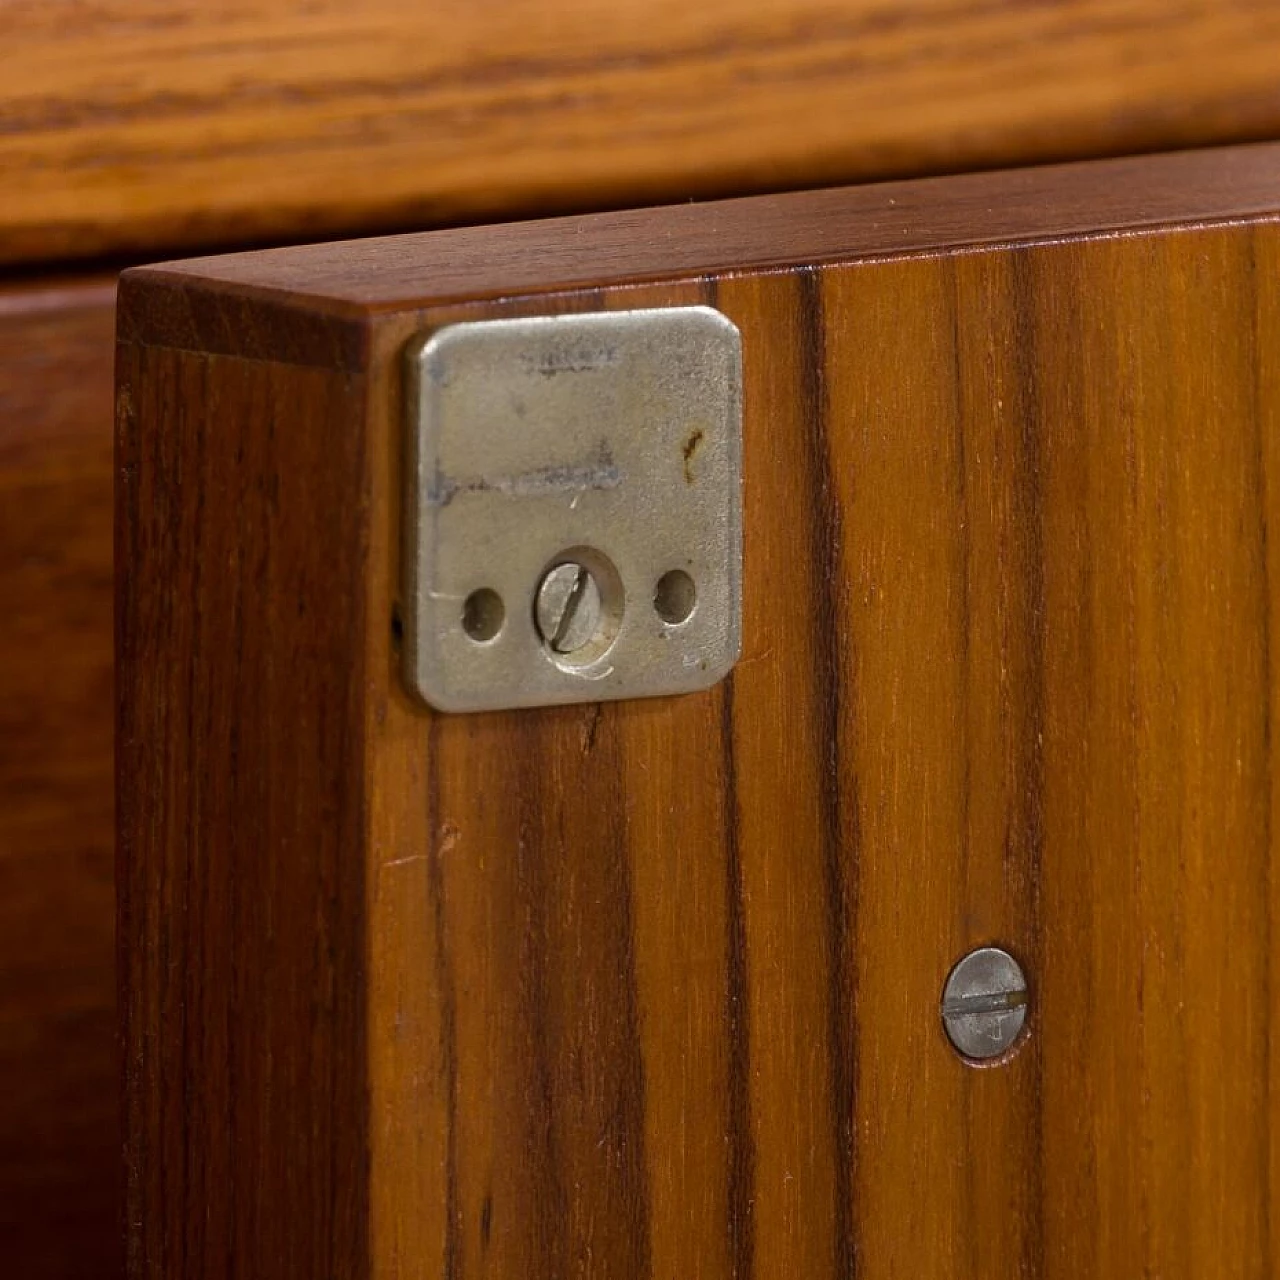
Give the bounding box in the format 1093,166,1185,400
462,588,505,642
536,562,602,654
654,569,697,625
534,548,624,671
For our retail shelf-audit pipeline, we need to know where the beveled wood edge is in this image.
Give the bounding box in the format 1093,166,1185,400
118,143,1280,368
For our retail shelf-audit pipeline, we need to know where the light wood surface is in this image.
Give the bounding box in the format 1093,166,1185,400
0,280,119,1279
119,147,1280,1279
7,0,1280,266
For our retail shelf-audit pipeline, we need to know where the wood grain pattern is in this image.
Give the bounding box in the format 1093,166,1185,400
8,0,1280,266
0,281,120,1279
118,147,1280,1280
116,343,370,1279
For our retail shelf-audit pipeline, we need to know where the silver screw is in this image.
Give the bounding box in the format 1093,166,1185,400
535,562,602,654
941,946,1028,1061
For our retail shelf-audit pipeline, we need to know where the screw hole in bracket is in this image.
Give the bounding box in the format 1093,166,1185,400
535,547,625,672
654,569,697,625
462,588,505,643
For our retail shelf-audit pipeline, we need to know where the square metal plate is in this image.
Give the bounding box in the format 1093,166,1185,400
402,307,742,712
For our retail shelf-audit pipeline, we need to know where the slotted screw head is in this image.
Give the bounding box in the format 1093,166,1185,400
535,562,602,654
941,946,1028,1062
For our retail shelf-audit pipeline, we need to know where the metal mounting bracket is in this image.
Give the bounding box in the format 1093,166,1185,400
402,307,743,713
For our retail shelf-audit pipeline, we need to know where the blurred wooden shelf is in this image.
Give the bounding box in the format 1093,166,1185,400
4,0,1280,265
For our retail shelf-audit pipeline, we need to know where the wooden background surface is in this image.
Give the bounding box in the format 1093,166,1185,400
118,147,1280,1278
0,282,118,1278
5,0,1280,265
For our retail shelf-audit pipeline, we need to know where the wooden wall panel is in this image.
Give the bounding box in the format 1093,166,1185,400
6,0,1280,266
0,282,119,1278
118,147,1280,1279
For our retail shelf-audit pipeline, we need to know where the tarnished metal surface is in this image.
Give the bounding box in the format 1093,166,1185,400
402,308,742,712
941,947,1029,1062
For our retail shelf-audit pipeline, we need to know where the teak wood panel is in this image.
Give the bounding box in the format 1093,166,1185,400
0,281,120,1279
8,0,1280,265
118,145,1280,1280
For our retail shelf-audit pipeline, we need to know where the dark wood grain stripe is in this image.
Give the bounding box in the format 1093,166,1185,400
594,701,654,1280
721,674,756,1280
514,712,567,1280
796,265,858,1279
705,271,757,1280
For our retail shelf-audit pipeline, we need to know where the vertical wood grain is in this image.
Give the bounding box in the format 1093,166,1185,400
119,171,1280,1280
1255,224,1280,1280
0,282,119,1280
117,343,371,1279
